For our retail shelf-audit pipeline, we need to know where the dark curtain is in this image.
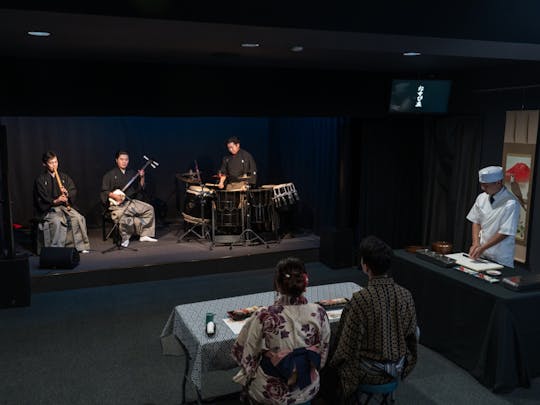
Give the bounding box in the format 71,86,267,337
355,117,425,248
1,116,343,236
1,117,271,227
421,116,482,251
268,117,343,233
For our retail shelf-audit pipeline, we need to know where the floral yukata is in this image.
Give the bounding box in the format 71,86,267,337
232,294,331,405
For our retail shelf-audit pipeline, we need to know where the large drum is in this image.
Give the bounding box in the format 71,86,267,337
247,188,275,230
182,185,214,224
213,190,244,228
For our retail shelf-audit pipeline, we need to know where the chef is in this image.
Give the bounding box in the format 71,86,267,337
467,166,520,267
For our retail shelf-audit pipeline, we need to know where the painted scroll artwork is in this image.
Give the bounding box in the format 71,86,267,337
505,155,532,243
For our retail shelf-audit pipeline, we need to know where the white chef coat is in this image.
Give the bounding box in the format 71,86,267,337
466,186,520,267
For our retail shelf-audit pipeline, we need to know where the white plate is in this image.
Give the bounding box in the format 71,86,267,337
486,270,502,276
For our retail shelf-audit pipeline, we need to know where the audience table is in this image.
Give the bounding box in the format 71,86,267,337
161,282,361,403
393,249,540,393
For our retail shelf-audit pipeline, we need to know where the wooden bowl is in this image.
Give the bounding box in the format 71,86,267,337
432,241,453,254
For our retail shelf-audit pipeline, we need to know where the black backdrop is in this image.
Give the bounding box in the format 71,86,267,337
1,116,340,233
421,116,482,252
349,115,483,252
353,117,425,248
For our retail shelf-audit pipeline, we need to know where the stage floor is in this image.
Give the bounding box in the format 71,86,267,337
26,227,320,292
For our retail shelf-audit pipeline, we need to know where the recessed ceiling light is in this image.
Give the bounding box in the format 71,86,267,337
28,31,51,37
241,43,260,48
291,46,304,52
403,52,421,56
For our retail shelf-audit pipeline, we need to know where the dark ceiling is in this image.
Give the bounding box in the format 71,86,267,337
3,2,540,72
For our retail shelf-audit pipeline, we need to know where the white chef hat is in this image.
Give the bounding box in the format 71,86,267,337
478,166,503,183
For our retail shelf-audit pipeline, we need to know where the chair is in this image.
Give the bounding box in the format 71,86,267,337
356,380,398,405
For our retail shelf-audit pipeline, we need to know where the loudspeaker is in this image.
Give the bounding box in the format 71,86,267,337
320,228,354,269
39,247,80,269
0,256,31,308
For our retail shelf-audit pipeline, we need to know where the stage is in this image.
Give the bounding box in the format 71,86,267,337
23,227,320,293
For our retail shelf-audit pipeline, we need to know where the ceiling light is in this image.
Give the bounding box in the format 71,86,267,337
241,43,259,48
28,31,51,37
403,52,421,56
291,46,304,52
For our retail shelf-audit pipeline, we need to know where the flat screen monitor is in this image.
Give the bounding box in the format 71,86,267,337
389,79,451,113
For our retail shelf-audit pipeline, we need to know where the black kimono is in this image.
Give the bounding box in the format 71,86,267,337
33,171,90,252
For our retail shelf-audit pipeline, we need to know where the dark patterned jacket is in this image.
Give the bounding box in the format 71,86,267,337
329,276,418,400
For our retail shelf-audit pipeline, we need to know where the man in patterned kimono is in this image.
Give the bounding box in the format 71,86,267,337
33,151,90,253
232,258,331,405
329,236,418,403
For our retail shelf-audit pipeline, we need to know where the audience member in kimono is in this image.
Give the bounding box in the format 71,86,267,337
328,236,418,403
232,257,331,405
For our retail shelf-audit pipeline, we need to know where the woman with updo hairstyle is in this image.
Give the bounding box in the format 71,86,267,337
274,257,309,298
232,258,331,405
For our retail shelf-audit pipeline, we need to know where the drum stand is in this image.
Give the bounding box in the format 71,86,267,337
239,185,269,248
177,187,212,247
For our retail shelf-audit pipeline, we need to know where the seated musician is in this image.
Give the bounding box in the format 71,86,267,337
327,236,418,403
101,150,157,247
218,136,257,190
33,151,90,253
231,258,331,405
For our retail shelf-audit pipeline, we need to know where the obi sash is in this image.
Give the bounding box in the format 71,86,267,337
260,347,321,389
359,355,405,379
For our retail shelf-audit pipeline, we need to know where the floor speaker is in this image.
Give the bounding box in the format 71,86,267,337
39,247,80,269
320,228,354,269
0,256,31,308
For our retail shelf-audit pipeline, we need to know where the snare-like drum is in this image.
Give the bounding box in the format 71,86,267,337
270,183,299,208
182,185,214,224
213,190,244,228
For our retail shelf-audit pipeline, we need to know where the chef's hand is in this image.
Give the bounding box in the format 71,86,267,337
469,244,483,259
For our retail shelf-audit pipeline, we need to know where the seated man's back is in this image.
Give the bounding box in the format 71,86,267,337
329,236,418,403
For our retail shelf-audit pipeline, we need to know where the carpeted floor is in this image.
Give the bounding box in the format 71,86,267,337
0,262,538,404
